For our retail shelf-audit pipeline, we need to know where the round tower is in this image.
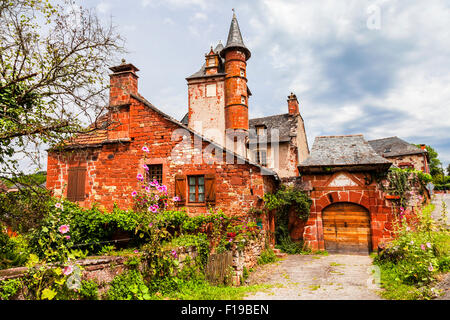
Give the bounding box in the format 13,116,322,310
220,12,251,156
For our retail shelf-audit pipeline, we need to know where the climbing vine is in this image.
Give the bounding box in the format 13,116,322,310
263,186,312,245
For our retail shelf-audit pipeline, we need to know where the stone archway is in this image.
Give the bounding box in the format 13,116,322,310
322,202,372,254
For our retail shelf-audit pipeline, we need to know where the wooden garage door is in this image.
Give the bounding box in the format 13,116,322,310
322,203,371,254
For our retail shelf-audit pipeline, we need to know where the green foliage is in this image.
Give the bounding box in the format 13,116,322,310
275,236,306,255
78,280,99,300
0,278,22,300
415,145,443,177
257,248,278,265
374,204,450,299
383,168,430,207
0,227,30,270
107,269,151,300
264,186,311,248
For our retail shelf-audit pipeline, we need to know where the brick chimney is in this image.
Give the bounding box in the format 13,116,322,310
107,60,139,140
109,59,139,106
287,92,299,115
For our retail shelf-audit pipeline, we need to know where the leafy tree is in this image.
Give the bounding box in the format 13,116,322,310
416,144,443,177
0,0,124,175
447,163,450,176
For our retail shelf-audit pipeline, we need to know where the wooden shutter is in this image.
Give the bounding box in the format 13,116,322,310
174,175,186,205
67,167,86,202
67,168,77,201
204,174,216,205
76,168,86,201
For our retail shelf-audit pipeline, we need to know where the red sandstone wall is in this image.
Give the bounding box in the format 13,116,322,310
296,171,398,252
46,95,276,222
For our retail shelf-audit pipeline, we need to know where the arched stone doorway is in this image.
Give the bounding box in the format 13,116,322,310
322,202,371,254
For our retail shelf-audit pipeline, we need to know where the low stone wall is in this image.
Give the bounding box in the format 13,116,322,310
229,230,267,285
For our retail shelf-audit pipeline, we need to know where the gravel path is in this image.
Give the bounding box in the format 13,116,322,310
431,193,450,225
244,254,382,300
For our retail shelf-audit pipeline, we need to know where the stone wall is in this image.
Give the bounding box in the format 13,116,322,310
229,230,267,286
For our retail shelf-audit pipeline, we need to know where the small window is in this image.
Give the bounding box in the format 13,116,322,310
240,68,245,77
147,164,163,184
255,150,267,166
241,95,246,104
208,57,216,67
188,175,205,203
206,84,216,97
256,125,266,136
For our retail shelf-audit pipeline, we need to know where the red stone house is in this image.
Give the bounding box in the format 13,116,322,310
296,135,397,254
368,136,429,173
46,60,279,220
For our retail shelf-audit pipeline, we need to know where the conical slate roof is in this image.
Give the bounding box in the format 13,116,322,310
220,13,251,60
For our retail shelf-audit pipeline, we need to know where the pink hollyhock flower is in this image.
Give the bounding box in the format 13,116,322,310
143,164,149,171
62,265,73,276
55,202,63,210
421,244,426,250
229,238,233,243
134,250,139,254
131,191,138,197
65,235,71,240
426,242,432,248
173,196,180,202
428,264,434,272
171,250,177,258
410,240,414,245
145,186,151,193
142,146,149,153
149,205,158,213
58,225,70,234
149,223,153,227
137,173,144,181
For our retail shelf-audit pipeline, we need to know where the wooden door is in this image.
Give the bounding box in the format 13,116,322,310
322,202,371,254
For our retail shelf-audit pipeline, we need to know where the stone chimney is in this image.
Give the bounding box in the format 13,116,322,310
287,92,299,115
109,59,139,106
107,60,139,140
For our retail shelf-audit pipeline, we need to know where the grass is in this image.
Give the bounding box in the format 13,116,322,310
330,262,343,267
155,279,274,300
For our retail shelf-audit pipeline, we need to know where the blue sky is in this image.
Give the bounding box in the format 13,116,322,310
85,0,449,169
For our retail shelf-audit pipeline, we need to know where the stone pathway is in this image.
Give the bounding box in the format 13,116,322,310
431,193,450,225
244,254,382,300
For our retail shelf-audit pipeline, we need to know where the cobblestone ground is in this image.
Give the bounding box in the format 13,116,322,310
244,254,382,300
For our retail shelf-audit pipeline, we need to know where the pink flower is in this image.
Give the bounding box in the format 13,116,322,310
55,202,63,210
229,238,233,243
148,223,153,227
154,194,160,201
131,191,138,197
62,265,73,276
143,164,149,171
134,250,139,254
157,185,167,193
171,250,177,258
426,242,432,248
142,146,149,153
421,244,426,251
58,225,70,234
149,205,158,213
149,179,159,187
65,235,71,240
137,173,144,181
428,264,434,272
173,196,180,202
145,186,151,193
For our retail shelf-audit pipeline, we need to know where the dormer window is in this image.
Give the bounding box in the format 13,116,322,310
208,57,216,67
256,125,266,136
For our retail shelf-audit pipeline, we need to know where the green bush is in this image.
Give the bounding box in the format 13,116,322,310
107,269,151,300
0,227,29,269
0,278,22,300
257,248,278,265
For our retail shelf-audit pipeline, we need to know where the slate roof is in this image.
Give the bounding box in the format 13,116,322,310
220,13,251,60
249,113,298,143
299,134,391,172
186,43,226,80
368,136,426,158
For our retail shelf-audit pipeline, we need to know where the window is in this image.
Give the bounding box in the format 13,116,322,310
208,57,216,67
206,84,216,97
67,167,86,202
147,164,163,184
240,68,245,77
256,125,266,136
241,95,246,104
188,175,205,203
255,149,267,166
